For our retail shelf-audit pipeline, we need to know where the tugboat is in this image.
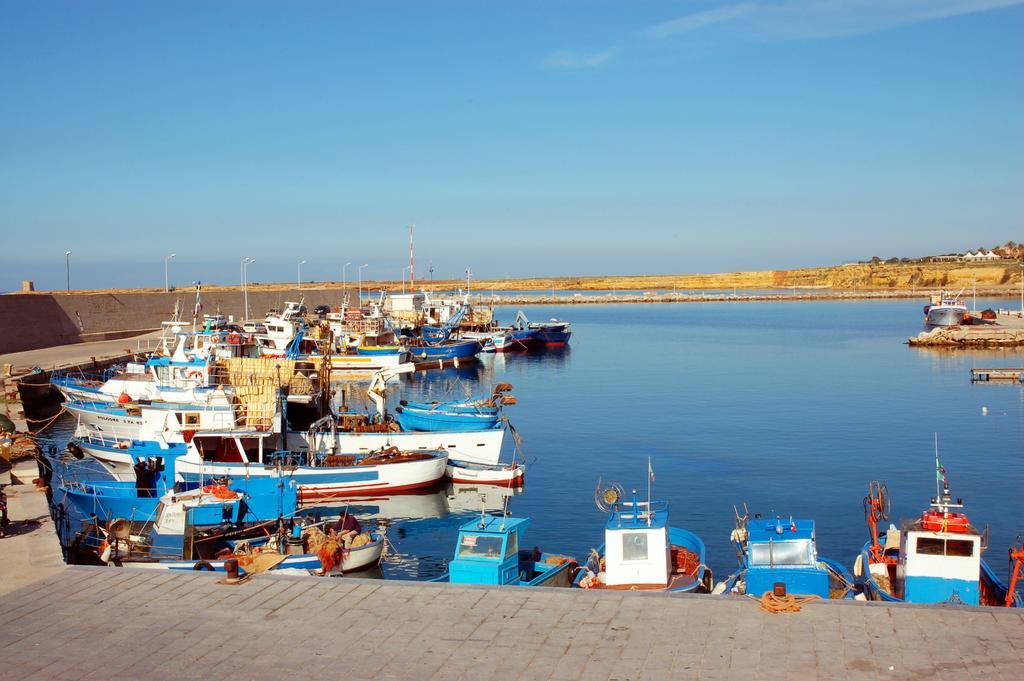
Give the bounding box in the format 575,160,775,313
431,511,577,587
855,464,1022,607
714,505,856,599
575,474,711,592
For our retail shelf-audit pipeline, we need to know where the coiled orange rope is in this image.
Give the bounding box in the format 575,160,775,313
754,592,821,614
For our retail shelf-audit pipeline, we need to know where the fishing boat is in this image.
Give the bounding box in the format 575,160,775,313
60,472,296,527
924,290,968,327
93,487,384,575
305,366,508,466
406,338,480,362
394,382,515,433
854,469,1022,607
430,513,577,587
575,477,711,592
173,439,448,502
530,320,571,346
713,506,856,599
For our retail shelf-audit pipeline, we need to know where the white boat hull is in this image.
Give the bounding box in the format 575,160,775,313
307,427,505,466
174,453,448,502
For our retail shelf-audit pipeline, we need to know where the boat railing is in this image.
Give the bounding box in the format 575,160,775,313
74,427,141,449
51,366,121,386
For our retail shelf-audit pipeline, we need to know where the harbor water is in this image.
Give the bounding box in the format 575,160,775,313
42,298,1024,584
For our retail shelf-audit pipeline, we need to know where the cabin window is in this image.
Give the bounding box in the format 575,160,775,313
945,539,974,557
749,539,813,566
154,366,170,382
184,413,200,427
915,537,947,556
915,537,975,557
622,533,649,561
504,531,519,559
457,534,503,559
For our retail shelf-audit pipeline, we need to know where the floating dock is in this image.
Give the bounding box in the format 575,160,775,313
971,367,1024,382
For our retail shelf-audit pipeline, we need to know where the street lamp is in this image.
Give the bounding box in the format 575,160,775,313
242,257,255,321
64,250,72,291
164,253,176,292
297,259,307,292
358,263,369,303
401,266,412,294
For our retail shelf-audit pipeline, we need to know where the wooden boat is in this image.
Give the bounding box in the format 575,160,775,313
575,480,711,592
431,514,576,587
406,338,480,361
714,507,856,599
445,461,524,487
854,475,1022,607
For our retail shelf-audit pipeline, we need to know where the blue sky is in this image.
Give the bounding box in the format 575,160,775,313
1,1,1022,291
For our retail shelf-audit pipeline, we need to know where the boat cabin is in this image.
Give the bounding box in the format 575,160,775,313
448,515,528,585
742,517,829,598
604,501,671,588
900,508,982,605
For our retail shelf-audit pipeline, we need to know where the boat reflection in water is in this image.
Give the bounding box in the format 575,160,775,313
302,483,523,581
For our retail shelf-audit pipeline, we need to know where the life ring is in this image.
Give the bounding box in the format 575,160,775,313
186,370,203,381
228,331,241,345
193,560,215,571
210,334,221,343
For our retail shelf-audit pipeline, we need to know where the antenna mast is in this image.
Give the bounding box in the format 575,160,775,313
409,224,415,291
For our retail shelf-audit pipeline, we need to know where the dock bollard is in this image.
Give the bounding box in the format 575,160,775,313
224,559,241,584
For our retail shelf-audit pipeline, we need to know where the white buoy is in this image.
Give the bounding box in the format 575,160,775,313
982,406,988,416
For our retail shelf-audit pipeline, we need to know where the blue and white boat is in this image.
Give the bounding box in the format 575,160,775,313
61,472,296,527
98,487,384,575
855,475,1021,608
406,338,480,362
430,514,577,587
714,508,856,599
575,479,711,592
394,405,500,432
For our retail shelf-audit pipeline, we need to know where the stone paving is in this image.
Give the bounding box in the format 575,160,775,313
0,568,1021,681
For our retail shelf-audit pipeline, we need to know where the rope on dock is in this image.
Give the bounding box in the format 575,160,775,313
752,592,821,614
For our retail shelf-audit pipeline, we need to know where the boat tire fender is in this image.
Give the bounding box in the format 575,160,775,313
193,560,215,571
67,442,85,460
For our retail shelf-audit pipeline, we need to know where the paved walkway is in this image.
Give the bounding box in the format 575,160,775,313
0,459,67,598
0,330,163,376
0,568,1021,681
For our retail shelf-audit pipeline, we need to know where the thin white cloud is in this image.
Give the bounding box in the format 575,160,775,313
648,3,759,39
543,47,619,70
647,0,1024,41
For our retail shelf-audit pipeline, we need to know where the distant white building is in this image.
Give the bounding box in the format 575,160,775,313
963,250,1000,261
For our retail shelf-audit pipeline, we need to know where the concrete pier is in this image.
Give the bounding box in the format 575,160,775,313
0,567,1021,680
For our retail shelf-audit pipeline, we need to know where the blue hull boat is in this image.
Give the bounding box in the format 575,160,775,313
408,339,480,361
429,514,577,587
855,477,1023,608
716,513,857,599
61,477,297,525
394,405,501,432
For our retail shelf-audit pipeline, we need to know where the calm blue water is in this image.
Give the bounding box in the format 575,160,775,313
42,298,1024,585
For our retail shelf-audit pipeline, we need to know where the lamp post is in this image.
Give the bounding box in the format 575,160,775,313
401,266,412,294
358,263,369,304
64,250,72,291
164,253,176,292
297,259,307,292
242,257,255,321
1019,262,1023,314
342,261,351,304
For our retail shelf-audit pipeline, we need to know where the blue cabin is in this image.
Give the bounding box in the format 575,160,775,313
437,514,577,587
741,517,831,598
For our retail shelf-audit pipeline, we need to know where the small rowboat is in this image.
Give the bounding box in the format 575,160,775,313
395,405,501,432
446,461,524,487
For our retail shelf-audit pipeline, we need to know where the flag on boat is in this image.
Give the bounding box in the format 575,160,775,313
648,458,655,482
935,452,946,487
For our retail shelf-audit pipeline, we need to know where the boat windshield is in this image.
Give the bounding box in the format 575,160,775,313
457,533,504,560
749,539,814,566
